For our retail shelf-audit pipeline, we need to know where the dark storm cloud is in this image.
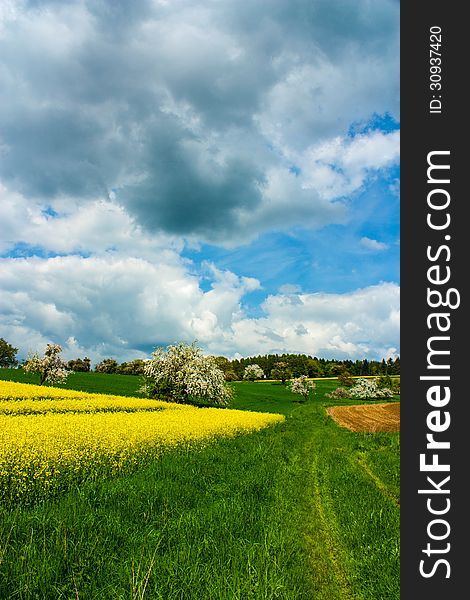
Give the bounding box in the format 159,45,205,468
0,0,399,243
216,0,398,59
1,107,115,198
123,146,266,237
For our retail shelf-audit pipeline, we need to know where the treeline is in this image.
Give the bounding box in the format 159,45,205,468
67,354,400,381
1,335,400,380
214,354,400,381
64,353,400,380
66,357,146,375
61,354,400,381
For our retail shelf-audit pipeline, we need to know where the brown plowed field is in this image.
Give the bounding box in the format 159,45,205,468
327,402,400,432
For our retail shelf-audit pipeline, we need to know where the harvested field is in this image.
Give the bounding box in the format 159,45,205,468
327,402,400,432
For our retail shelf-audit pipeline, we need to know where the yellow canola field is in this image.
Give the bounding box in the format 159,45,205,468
0,380,111,400
0,396,184,415
0,381,285,503
0,380,185,414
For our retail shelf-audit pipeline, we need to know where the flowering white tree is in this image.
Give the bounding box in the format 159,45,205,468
327,378,394,400
23,343,71,385
141,342,233,406
243,364,264,381
349,378,394,400
288,375,316,401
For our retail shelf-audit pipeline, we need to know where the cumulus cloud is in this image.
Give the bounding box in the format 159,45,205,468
0,1,400,362
0,254,399,363
297,130,400,201
0,183,184,259
0,255,258,362
0,0,399,245
223,282,400,360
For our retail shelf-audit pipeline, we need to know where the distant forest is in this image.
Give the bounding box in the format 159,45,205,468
65,353,400,381
217,354,400,381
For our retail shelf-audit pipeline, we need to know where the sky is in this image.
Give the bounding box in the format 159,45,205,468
0,0,400,365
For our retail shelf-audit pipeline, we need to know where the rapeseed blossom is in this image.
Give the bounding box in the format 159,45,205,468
0,381,284,503
0,396,181,415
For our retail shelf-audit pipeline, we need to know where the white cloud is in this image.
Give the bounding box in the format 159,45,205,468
279,284,302,294
0,183,184,259
0,0,399,244
0,1,400,362
299,130,400,200
0,0,22,34
0,254,399,363
360,237,389,251
0,254,259,362
256,57,398,155
221,282,400,360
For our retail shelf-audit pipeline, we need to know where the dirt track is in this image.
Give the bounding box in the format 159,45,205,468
326,402,400,432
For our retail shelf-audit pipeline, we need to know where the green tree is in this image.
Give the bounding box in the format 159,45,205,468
0,338,18,368
390,357,400,375
116,359,146,375
271,361,292,384
95,358,119,374
213,356,238,381
337,367,354,387
306,358,322,378
67,357,91,372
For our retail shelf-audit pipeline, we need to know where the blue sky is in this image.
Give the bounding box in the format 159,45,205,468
0,0,399,364
188,158,400,300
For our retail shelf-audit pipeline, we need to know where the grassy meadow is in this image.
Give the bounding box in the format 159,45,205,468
0,370,399,599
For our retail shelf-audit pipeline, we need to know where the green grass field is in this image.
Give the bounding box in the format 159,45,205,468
0,370,399,599
0,368,146,396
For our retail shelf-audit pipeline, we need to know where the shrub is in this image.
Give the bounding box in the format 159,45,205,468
141,342,233,406
243,364,265,381
23,343,70,385
325,387,351,400
326,378,395,401
349,378,394,400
